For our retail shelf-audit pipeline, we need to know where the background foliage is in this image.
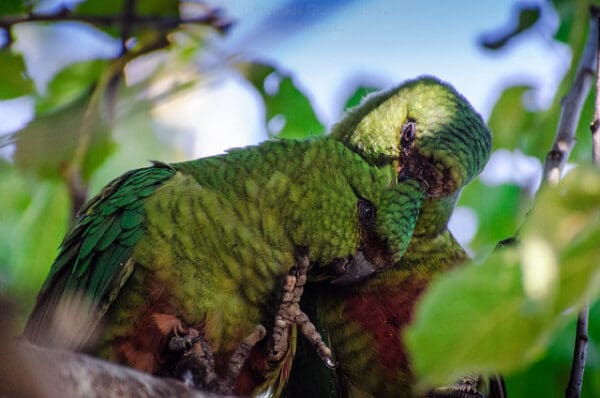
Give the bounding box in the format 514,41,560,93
0,0,599,396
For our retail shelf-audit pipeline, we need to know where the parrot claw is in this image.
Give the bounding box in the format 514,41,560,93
168,334,201,352
427,375,484,398
269,253,336,369
323,356,337,369
165,324,266,394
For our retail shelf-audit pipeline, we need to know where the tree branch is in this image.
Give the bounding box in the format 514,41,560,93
561,6,600,398
542,11,598,185
0,340,233,398
592,7,600,167
566,304,590,398
0,7,232,34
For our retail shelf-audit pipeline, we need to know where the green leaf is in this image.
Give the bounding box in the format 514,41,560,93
487,85,536,151
342,86,379,111
0,51,34,99
479,5,541,50
0,0,26,15
237,61,324,139
406,167,600,390
0,165,69,308
136,0,179,16
12,95,114,180
551,0,576,44
457,179,524,252
35,59,107,115
75,0,179,37
76,0,178,16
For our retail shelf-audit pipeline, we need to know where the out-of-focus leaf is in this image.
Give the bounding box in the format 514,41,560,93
0,0,26,15
487,83,593,162
135,0,179,16
75,0,179,38
457,179,523,252
77,0,178,16
35,59,107,115
405,167,600,390
504,308,600,398
0,163,69,308
479,4,541,50
12,95,114,180
75,0,121,17
487,85,535,150
342,86,379,111
237,61,324,139
0,51,34,99
552,0,577,44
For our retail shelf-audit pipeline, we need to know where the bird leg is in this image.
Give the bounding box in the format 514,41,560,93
165,324,266,394
269,254,336,369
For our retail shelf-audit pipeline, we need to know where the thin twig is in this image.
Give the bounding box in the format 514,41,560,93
592,6,600,166
542,12,598,185
0,9,232,34
562,7,600,398
119,0,136,56
566,304,590,398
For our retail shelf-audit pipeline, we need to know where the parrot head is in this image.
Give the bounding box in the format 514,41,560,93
332,76,492,197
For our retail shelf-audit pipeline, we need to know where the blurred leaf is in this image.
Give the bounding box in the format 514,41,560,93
343,86,379,111
480,4,541,50
13,95,114,180
504,308,600,398
0,51,34,99
0,0,26,15
76,0,178,16
0,164,69,307
237,61,324,139
458,179,523,252
487,85,535,151
135,0,179,16
406,167,600,389
35,59,107,115
75,0,121,16
75,0,179,38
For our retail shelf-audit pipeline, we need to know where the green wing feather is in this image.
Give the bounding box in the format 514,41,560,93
24,163,175,348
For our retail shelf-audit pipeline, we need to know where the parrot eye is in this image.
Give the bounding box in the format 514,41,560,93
400,121,417,147
358,199,376,226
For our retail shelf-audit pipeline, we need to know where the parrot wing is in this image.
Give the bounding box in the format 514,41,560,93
24,163,176,349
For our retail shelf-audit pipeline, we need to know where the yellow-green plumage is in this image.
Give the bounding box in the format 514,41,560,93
24,137,424,395
285,76,492,397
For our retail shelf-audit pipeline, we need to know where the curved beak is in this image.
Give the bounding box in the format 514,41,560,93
330,251,377,286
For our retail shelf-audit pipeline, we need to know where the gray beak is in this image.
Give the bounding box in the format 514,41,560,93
330,251,377,286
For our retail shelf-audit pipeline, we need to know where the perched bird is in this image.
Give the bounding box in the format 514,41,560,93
23,136,425,395
284,76,492,397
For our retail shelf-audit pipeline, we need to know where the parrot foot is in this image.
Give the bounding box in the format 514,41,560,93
168,333,218,389
167,324,267,394
427,376,484,398
214,324,266,393
270,254,336,369
168,328,201,352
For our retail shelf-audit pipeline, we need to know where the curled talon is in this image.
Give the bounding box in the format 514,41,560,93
268,253,335,370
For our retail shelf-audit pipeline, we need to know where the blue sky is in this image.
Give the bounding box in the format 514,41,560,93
216,0,567,122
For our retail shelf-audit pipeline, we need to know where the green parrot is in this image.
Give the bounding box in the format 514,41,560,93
23,136,426,395
284,76,493,397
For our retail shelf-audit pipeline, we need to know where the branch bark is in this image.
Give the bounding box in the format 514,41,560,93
561,6,600,398
0,340,234,398
542,11,598,185
0,8,232,34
